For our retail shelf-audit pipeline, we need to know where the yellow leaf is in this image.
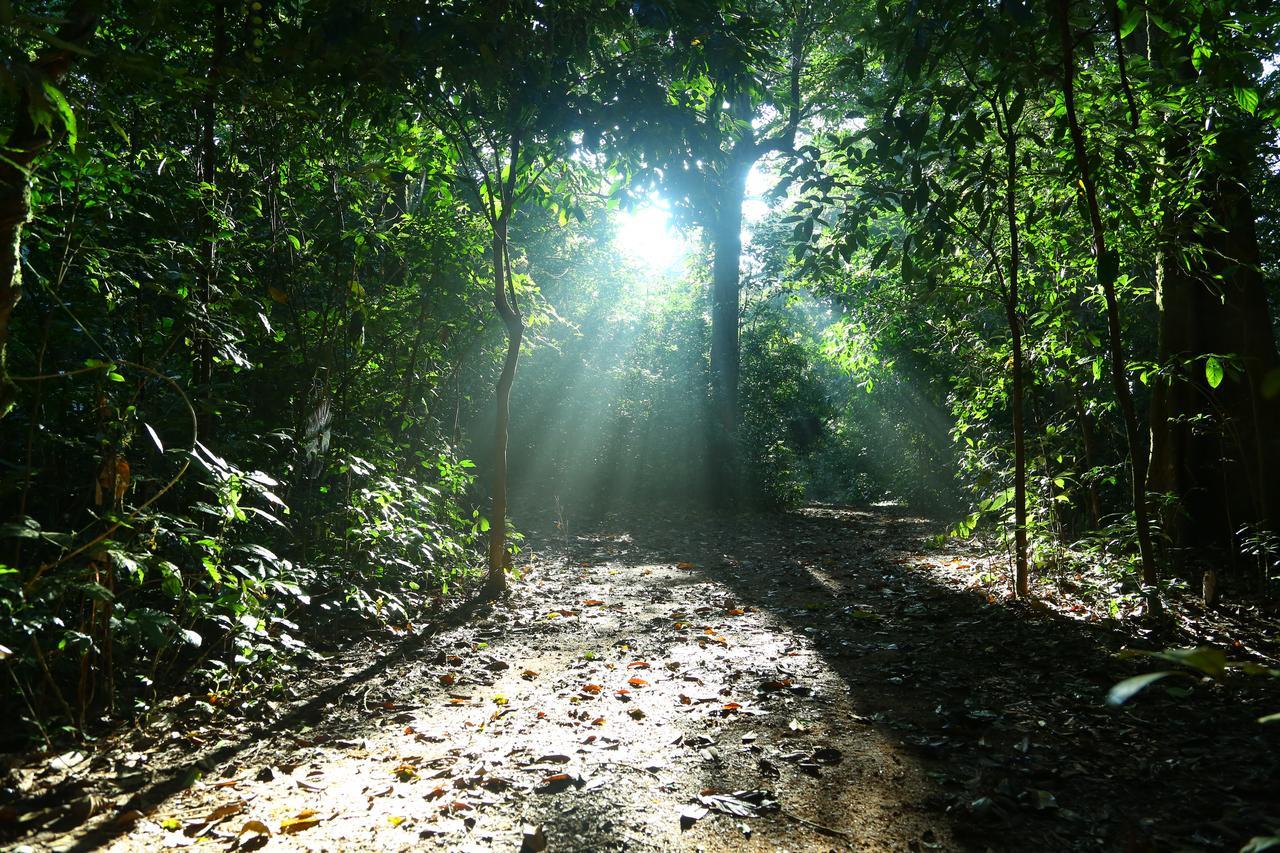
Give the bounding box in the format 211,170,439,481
280,810,321,834
267,285,288,304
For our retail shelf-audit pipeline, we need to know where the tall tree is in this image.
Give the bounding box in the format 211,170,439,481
421,0,621,595
604,0,813,506
1054,0,1159,597
0,0,102,416
1142,1,1280,564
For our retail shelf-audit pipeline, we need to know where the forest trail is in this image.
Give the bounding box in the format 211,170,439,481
10,507,1279,852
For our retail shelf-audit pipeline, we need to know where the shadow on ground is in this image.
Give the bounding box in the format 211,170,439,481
9,505,1278,851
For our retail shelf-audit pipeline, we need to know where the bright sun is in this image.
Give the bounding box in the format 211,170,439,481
614,202,690,272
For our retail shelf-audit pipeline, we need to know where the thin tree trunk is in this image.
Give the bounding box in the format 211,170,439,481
486,212,522,596
1072,391,1103,528
195,0,229,439
997,103,1029,598
1056,0,1159,594
0,0,102,416
708,162,749,509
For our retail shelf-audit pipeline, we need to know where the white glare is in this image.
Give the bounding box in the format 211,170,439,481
615,203,690,272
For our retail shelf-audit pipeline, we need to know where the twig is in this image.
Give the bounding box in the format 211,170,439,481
780,808,852,839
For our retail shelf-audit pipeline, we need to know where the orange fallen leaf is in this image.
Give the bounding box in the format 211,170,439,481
280,810,320,834
521,669,539,680
627,677,649,687
627,661,650,669
439,673,456,687
581,683,603,695
583,599,605,606
676,562,696,570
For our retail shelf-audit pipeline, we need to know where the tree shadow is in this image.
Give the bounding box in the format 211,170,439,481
607,504,1280,850
37,596,489,853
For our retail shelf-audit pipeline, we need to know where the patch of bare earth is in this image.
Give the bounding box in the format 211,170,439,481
6,506,1279,851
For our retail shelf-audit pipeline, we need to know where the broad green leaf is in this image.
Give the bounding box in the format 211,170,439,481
144,423,164,454
1234,87,1259,116
1107,671,1178,706
1119,3,1143,38
41,80,76,149
1205,356,1224,389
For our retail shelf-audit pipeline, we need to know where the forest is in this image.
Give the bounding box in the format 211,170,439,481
1,0,1279,850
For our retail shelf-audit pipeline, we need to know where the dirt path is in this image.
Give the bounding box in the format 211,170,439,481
8,506,1280,851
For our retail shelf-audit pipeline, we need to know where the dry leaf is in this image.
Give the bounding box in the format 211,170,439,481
279,809,321,834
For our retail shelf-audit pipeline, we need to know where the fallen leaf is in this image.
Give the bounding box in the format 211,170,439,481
628,677,649,687
279,810,321,834
680,804,709,829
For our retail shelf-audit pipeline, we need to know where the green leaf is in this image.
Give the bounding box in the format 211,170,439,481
1205,356,1224,389
1242,836,1280,853
1123,645,1229,678
1118,2,1142,38
41,80,76,149
144,423,164,454
287,233,302,251
1107,671,1178,706
179,628,202,647
1234,87,1259,116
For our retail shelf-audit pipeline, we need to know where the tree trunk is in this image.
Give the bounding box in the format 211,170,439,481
1145,27,1280,570
195,0,229,439
1149,176,1280,558
998,106,1029,599
0,0,102,417
486,213,522,597
1056,0,1159,593
708,161,750,509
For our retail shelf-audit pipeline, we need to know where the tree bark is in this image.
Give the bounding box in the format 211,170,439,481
1148,172,1280,558
195,0,229,438
1144,22,1280,569
708,159,750,509
1055,0,1159,592
0,0,102,416
994,99,1029,598
486,212,522,596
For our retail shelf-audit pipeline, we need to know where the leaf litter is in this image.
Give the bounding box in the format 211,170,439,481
7,506,1279,851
